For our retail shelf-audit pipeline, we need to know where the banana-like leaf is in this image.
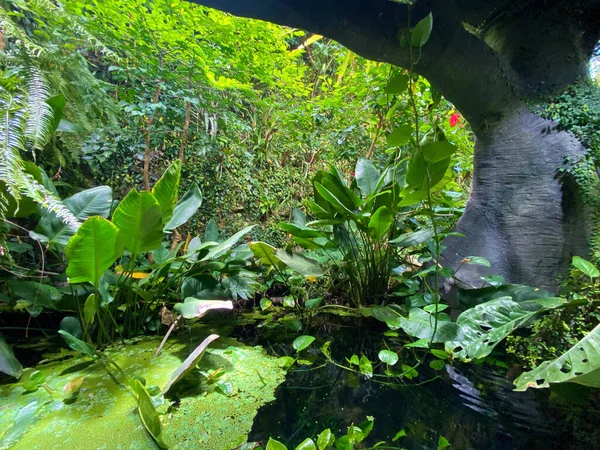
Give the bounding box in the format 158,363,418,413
201,225,255,261
152,160,181,224
249,241,282,267
162,334,220,394
514,323,600,391
447,297,566,361
37,186,112,246
174,298,233,319
65,217,124,285
368,206,393,240
275,249,323,277
279,222,327,239
112,190,163,255
164,182,202,231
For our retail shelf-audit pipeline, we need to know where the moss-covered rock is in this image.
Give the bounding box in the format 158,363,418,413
0,326,286,450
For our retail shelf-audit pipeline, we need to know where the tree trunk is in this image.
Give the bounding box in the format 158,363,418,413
441,106,590,292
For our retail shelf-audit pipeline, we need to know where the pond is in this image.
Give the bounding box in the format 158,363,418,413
234,314,600,450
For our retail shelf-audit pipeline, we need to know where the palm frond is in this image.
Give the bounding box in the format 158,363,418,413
24,67,54,152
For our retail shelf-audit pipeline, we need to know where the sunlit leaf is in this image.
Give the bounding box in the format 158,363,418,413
293,335,315,352
152,160,181,224
112,190,163,255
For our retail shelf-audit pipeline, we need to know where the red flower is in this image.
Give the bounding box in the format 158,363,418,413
351,171,355,177
449,113,461,127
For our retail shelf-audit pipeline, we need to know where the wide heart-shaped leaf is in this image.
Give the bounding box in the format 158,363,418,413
355,158,380,197
152,160,181,224
164,182,202,231
174,298,233,319
65,216,124,285
384,74,409,95
162,334,220,394
400,308,457,343
422,141,457,163
446,297,566,361
386,124,412,147
37,186,113,246
514,323,600,391
112,190,163,255
0,336,23,378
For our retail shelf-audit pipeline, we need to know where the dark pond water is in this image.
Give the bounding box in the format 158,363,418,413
233,314,600,450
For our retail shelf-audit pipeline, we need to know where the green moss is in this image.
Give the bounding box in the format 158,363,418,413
0,326,286,450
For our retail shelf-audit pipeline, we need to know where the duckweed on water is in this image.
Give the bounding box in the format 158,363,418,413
0,325,286,450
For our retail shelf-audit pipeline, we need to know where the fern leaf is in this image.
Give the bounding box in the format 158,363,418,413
24,67,54,151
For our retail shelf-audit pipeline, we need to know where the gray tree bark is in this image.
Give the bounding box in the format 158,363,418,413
186,0,600,291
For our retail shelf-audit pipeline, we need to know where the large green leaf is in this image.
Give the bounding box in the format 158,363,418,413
355,158,380,197
314,182,356,217
384,74,409,95
112,190,163,255
572,256,600,279
390,228,434,247
446,297,566,361
174,298,233,319
400,308,457,343
279,222,327,239
131,379,167,448
164,182,202,231
205,218,219,242
162,334,220,394
151,160,181,224
37,186,112,246
58,330,96,358
249,241,282,266
276,249,323,277
386,124,412,147
457,284,554,310
514,323,600,391
422,141,457,163
65,217,124,285
201,225,255,261
0,336,23,378
368,206,394,240
411,12,433,48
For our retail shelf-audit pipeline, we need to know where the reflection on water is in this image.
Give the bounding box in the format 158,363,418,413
234,314,600,450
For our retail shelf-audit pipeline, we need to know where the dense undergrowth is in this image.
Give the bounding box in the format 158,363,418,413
1,1,600,449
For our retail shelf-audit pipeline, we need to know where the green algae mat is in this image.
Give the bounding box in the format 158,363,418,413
0,326,286,450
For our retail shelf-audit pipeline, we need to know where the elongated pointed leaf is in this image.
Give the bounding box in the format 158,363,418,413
514,323,600,391
411,12,433,48
152,160,181,224
112,190,163,255
368,206,394,240
174,298,233,319
162,334,220,394
390,228,434,247
164,182,202,231
205,218,219,242
37,186,113,246
201,225,255,261
65,217,124,285
279,222,327,239
446,297,566,361
131,379,167,448
276,249,323,277
355,158,380,197
58,330,96,358
314,182,355,217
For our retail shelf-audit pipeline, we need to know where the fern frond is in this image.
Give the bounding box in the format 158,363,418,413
0,7,45,57
24,67,54,152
